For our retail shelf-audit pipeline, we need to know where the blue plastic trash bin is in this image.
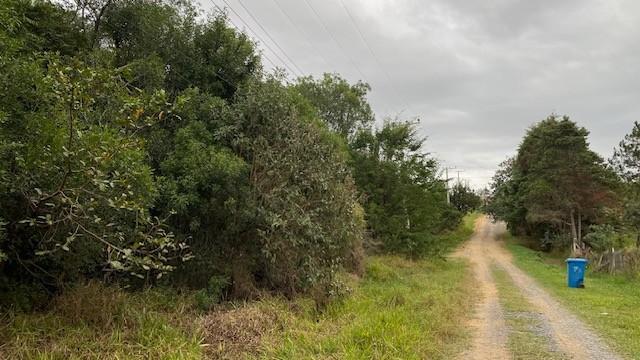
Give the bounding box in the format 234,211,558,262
566,258,588,288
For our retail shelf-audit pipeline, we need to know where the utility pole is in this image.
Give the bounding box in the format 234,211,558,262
456,170,465,185
444,167,456,204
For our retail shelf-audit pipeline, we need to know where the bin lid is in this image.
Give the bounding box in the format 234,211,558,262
565,258,588,263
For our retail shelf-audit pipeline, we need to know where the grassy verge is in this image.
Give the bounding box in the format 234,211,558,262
259,255,474,359
504,234,640,358
436,212,481,254
256,213,479,359
0,214,479,359
0,283,203,359
492,265,567,360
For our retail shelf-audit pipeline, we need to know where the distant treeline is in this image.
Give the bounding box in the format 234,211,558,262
487,115,640,256
0,0,477,309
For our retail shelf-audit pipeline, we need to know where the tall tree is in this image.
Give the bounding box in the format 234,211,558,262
489,115,617,254
450,183,482,214
350,121,456,257
294,73,374,139
611,121,640,247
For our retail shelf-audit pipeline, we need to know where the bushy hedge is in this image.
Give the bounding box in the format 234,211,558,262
1,0,459,308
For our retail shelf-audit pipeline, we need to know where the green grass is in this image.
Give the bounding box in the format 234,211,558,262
436,211,481,253
492,265,567,360
0,214,479,359
0,283,203,359
259,255,475,359
505,234,640,358
257,213,480,359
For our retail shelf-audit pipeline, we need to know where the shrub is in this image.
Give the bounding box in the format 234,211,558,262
53,281,128,328
195,275,231,311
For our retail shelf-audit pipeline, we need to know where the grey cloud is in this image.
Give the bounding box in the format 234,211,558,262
201,0,640,187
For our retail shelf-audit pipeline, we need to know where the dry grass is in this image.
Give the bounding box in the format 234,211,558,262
0,282,203,359
202,304,281,359
1,215,479,359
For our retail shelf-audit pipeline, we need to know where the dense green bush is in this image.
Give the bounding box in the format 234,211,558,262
487,116,619,254
350,121,460,257
0,0,462,309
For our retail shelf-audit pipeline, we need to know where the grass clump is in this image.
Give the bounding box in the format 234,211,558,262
491,265,568,360
505,234,640,358
0,282,203,359
259,255,475,359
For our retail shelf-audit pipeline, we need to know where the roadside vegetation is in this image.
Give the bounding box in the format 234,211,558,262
0,0,485,358
253,213,479,359
504,236,640,358
0,283,204,359
262,255,473,359
0,215,479,359
0,0,467,307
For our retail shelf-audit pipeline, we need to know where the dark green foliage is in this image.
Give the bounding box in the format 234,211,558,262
195,275,230,311
102,1,259,97
351,121,460,257
611,122,640,247
0,0,89,57
292,74,460,258
450,183,482,214
486,157,528,234
294,73,374,139
488,115,618,253
1,0,458,310
0,54,191,291
611,121,640,183
232,77,365,294
583,224,626,252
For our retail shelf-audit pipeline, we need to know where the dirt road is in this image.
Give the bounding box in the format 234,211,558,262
454,216,622,360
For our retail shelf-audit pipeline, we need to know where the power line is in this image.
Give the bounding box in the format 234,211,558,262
271,0,333,72
234,0,305,76
218,0,298,76
213,0,301,77
338,0,414,115
301,0,396,117
301,0,369,84
209,2,282,71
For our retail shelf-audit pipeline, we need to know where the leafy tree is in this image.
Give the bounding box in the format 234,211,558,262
351,121,457,257
231,76,365,297
293,73,460,258
486,157,528,234
0,55,190,290
611,121,640,247
450,183,481,214
611,122,640,183
489,115,618,254
101,2,259,97
294,73,374,139
0,0,463,309
583,224,626,252
0,0,89,57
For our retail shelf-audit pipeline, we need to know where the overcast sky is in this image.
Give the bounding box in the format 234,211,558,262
200,0,640,188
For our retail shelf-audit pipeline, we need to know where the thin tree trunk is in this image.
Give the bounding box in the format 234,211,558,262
577,209,582,245
570,209,578,256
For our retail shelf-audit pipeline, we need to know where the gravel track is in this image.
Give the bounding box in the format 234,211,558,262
454,216,622,360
